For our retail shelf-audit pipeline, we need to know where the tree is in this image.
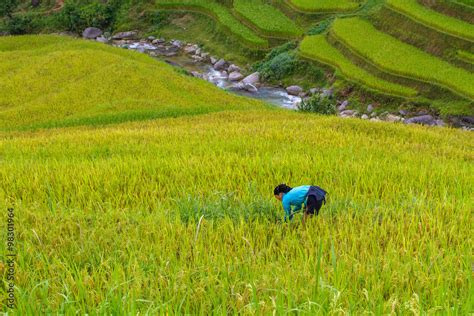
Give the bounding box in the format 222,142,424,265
0,0,18,18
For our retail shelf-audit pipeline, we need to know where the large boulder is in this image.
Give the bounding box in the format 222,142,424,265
242,72,260,86
112,31,138,40
228,64,240,73
82,27,102,39
213,59,226,70
338,100,349,112
404,115,435,125
286,85,303,96
228,71,244,82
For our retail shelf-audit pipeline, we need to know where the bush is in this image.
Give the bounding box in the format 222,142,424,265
6,14,33,34
59,0,121,33
297,95,337,115
252,42,298,81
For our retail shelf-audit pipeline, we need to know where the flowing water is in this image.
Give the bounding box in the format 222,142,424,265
125,42,301,109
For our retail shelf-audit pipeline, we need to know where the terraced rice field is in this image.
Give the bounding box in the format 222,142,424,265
156,0,268,48
287,0,363,12
386,0,474,41
458,50,474,64
299,35,417,97
233,0,303,38
331,17,474,100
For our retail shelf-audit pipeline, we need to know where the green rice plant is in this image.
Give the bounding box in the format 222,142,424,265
331,17,474,100
155,0,268,48
0,35,265,131
386,0,474,41
299,35,417,97
286,0,363,12
457,50,474,64
233,0,303,38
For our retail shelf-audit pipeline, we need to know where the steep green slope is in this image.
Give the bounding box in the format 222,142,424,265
0,35,265,131
331,18,474,101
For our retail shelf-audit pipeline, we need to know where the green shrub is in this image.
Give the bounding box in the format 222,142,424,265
5,14,33,34
297,95,337,115
0,0,17,18
58,0,121,33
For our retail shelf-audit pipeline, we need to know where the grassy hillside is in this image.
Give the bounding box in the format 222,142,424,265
1,35,473,314
0,35,265,131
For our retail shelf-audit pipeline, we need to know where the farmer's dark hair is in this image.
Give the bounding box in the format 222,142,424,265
274,184,292,195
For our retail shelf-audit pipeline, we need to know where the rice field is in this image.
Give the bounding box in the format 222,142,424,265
155,0,268,48
233,0,303,38
386,0,474,41
331,17,474,101
458,50,474,64
299,35,417,97
1,34,473,314
0,35,264,131
287,0,363,12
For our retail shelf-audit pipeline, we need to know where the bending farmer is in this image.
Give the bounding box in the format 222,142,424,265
274,184,327,224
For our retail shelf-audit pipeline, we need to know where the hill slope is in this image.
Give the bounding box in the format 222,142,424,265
0,35,265,131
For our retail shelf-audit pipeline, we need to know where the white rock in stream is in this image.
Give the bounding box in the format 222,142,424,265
242,72,260,86
228,71,244,81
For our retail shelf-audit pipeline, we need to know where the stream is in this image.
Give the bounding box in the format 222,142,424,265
123,41,302,109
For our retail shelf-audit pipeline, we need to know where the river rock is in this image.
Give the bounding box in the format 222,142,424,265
386,114,403,122
228,64,240,73
242,72,260,86
82,27,102,39
170,39,183,48
191,55,204,62
210,56,217,64
184,44,198,54
404,115,435,125
361,114,369,120
340,110,355,117
200,52,209,59
213,59,226,70
338,100,349,112
367,104,374,113
243,83,258,93
399,109,408,116
286,85,303,96
229,71,244,82
112,31,138,40
191,71,202,78
152,38,165,44
96,36,109,43
434,119,445,127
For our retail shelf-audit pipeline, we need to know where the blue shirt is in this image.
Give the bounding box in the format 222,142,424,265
282,185,311,221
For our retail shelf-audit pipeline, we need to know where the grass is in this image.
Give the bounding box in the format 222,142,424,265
331,17,474,101
458,50,474,64
233,0,303,39
386,0,474,41
286,0,363,12
0,35,264,131
155,0,268,48
299,35,417,97
1,35,473,314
